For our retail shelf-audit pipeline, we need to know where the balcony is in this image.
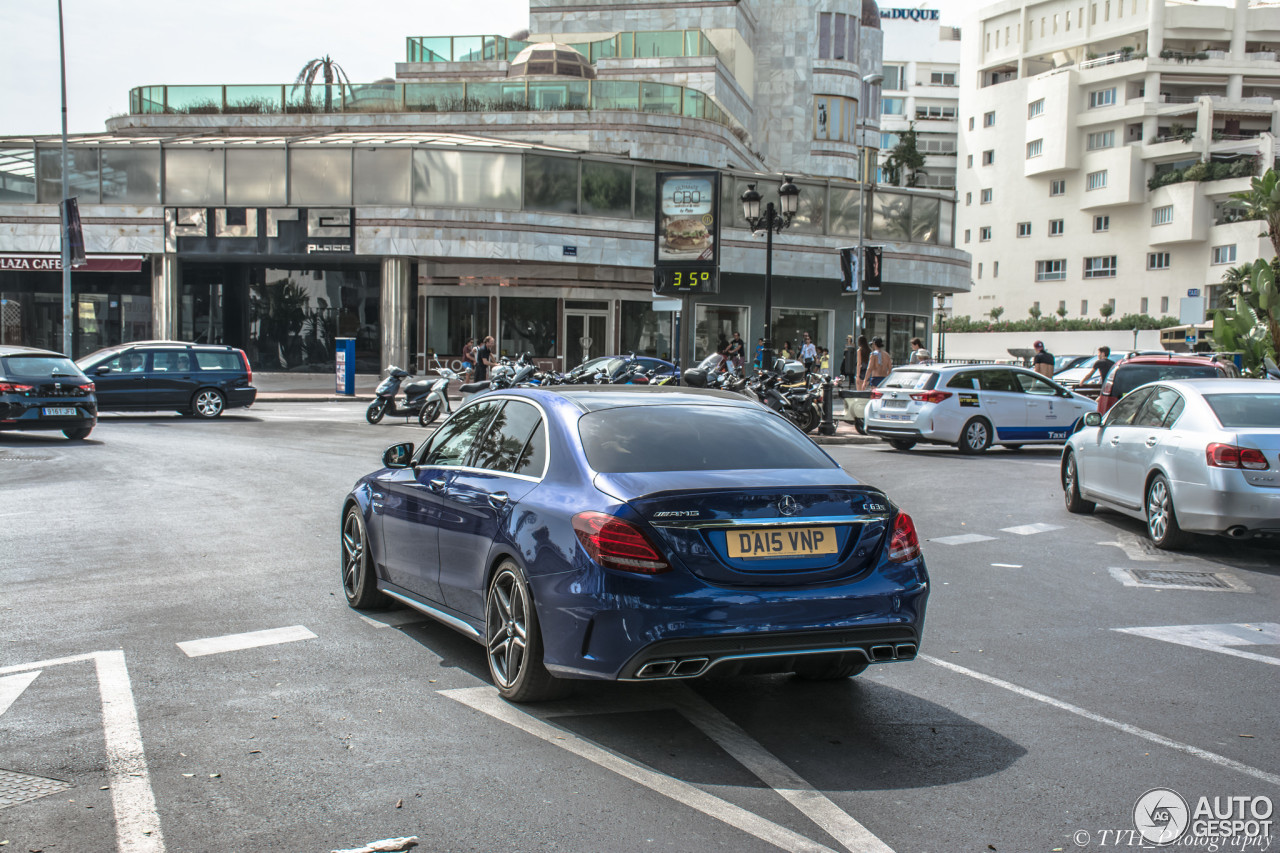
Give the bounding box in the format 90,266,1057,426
404,31,719,64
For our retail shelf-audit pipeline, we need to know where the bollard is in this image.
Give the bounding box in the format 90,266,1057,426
818,376,837,436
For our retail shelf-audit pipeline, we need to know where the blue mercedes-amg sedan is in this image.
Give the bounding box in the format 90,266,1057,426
340,386,929,702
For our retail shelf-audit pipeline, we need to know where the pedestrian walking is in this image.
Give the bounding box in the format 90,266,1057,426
474,335,497,383
800,333,817,373
855,335,871,389
840,334,858,386
909,337,933,364
726,331,745,369
461,337,476,379
780,340,793,360
755,337,765,369
1079,345,1115,386
868,337,892,387
1031,340,1055,378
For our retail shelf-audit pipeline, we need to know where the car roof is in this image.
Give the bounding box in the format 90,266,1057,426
1153,378,1279,395
509,385,759,413
0,344,69,357
1116,353,1221,366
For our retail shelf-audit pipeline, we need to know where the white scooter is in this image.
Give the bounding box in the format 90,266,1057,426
418,358,462,427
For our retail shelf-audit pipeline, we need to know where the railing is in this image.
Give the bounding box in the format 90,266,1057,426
128,80,738,129
405,31,718,64
1247,51,1277,61
1158,93,1198,103
1079,52,1140,70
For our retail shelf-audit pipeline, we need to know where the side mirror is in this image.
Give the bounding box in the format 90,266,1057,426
95,365,111,375
382,442,415,469
1083,412,1102,428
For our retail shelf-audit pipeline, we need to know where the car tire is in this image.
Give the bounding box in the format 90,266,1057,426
191,388,225,419
1145,474,1190,550
63,426,93,440
958,418,992,455
1062,452,1095,514
793,656,870,681
485,560,571,703
853,418,866,435
418,399,442,428
365,400,387,424
798,404,821,434
889,439,917,451
341,506,388,610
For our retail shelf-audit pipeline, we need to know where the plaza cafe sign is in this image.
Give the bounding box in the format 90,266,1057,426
883,8,941,20
0,254,143,273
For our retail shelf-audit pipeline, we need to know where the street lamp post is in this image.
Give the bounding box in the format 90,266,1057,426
58,0,73,357
855,73,883,342
935,293,947,362
740,176,800,371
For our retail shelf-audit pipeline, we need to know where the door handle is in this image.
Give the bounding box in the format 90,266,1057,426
488,492,509,508
429,478,446,493
1110,436,1121,445
1145,436,1158,447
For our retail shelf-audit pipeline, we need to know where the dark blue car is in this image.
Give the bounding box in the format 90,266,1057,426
341,386,928,702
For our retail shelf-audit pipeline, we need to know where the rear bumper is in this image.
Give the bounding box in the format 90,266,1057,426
1174,477,1280,535
0,399,97,431
227,386,256,408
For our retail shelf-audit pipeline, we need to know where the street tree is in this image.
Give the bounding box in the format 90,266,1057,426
1028,304,1042,321
988,306,1004,322
884,123,927,188
1056,305,1069,320
1099,302,1115,324
293,55,352,113
1212,258,1280,376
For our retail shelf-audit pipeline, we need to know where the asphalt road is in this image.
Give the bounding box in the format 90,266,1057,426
2,405,1277,853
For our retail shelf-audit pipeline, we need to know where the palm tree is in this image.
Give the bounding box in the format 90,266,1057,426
293,55,352,113
1220,262,1255,301
1227,168,1280,256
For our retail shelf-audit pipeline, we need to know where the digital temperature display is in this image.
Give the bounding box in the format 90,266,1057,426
653,170,721,295
654,268,718,294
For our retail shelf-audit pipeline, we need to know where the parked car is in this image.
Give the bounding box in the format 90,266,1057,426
340,386,928,702
0,345,97,440
1053,354,1091,374
1095,354,1236,415
864,363,1096,453
77,341,255,418
1053,355,1099,388
1062,379,1280,548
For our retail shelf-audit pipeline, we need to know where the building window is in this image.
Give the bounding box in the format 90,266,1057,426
1212,244,1237,265
993,261,999,277
1017,221,1032,237
1059,300,1067,313
965,191,972,205
881,132,898,148
813,95,859,141
964,229,971,243
1086,170,1107,190
968,116,975,130
1152,205,1173,226
981,188,993,204
1026,139,1043,158
1148,251,1171,270
1036,259,1067,281
1140,297,1149,313
1083,256,1117,278
982,149,995,165
1161,296,1169,312
966,155,973,168
883,65,904,89
1087,130,1115,149
1049,218,1064,236
883,97,905,115
983,111,995,127
1081,299,1089,314
1093,215,1110,232
1050,179,1065,196
915,105,958,120
1028,99,1045,119
978,262,983,278
980,226,992,241
1088,88,1116,108
932,71,957,86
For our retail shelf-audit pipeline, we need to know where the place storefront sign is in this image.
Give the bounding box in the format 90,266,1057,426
653,170,721,295
0,254,143,273
164,207,355,256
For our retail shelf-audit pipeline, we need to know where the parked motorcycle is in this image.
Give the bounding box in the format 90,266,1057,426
457,352,537,397
417,358,462,427
746,359,822,434
367,365,433,424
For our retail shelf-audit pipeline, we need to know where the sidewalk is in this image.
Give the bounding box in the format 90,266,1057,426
251,372,880,445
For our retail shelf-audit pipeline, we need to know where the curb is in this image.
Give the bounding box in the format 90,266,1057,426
256,395,375,403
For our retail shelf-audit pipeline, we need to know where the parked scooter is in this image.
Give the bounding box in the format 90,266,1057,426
417,358,462,427
367,365,433,424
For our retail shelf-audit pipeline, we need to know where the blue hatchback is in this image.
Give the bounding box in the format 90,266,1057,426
341,386,929,702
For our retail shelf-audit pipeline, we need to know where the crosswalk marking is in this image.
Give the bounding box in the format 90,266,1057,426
1000,522,1063,536
1114,623,1280,667
0,670,41,718
929,533,997,546
176,625,316,658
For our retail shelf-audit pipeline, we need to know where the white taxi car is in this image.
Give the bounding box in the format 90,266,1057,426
865,364,1097,454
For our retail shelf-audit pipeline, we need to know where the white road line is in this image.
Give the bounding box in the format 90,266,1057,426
95,651,165,853
1000,523,1063,536
0,651,98,674
990,563,1023,568
670,687,894,853
176,625,316,658
929,533,997,546
0,670,41,717
1115,623,1280,667
922,655,1280,789
442,687,840,853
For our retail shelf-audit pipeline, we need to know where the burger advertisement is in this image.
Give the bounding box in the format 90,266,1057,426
654,171,721,294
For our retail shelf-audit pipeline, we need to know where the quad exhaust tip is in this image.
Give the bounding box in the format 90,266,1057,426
635,645,918,679
869,645,896,662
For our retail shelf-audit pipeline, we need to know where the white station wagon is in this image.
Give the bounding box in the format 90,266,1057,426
865,364,1098,454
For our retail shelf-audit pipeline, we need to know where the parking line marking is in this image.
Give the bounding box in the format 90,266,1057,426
670,687,894,853
990,563,1023,568
0,670,41,718
1114,623,1280,667
442,687,843,853
929,534,997,546
922,655,1280,788
1000,523,1063,536
176,625,316,658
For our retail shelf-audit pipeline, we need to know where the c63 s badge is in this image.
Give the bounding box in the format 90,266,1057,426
958,392,980,408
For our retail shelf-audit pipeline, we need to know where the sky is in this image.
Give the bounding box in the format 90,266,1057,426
0,0,991,138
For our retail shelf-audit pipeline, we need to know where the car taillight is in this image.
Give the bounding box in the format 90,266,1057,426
238,349,252,385
870,388,883,399
0,382,34,393
887,512,921,562
910,390,952,404
80,382,94,393
572,511,671,574
1206,443,1270,470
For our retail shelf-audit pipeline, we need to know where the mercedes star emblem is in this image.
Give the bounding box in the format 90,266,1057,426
778,495,799,516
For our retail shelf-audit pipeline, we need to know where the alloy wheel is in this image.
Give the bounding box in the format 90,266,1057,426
1147,479,1170,542
966,421,987,449
342,511,365,599
486,570,529,689
194,390,224,418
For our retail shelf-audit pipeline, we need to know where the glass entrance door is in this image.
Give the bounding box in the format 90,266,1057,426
565,312,608,368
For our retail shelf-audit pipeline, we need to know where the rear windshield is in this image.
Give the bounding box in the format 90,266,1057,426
578,405,837,473
1204,394,1280,429
194,351,241,371
882,370,936,390
1113,364,1217,397
1,355,83,379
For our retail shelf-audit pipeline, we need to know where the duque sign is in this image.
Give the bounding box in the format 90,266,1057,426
883,8,941,21
164,207,355,256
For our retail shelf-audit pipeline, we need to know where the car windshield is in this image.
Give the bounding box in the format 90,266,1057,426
882,370,935,390
1113,364,1217,397
579,405,837,473
0,355,83,379
1203,394,1280,429
76,348,124,369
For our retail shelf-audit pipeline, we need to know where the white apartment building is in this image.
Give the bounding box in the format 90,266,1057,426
879,7,964,190
955,0,1280,323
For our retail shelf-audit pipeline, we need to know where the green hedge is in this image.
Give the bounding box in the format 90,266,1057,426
1148,157,1258,191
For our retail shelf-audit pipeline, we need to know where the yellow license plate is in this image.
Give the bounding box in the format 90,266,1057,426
727,526,838,559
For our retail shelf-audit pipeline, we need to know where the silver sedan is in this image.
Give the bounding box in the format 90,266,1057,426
1060,379,1280,548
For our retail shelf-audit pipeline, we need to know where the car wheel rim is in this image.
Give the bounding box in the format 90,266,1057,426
196,392,222,416
1148,480,1169,541
967,423,987,449
342,512,364,597
1065,459,1076,497
486,571,528,689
